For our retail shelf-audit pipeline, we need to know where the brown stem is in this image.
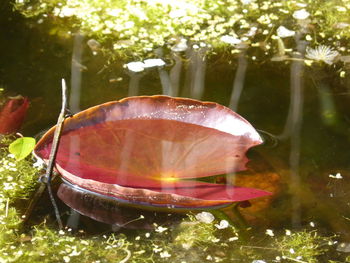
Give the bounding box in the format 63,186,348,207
25,79,68,229
43,79,68,229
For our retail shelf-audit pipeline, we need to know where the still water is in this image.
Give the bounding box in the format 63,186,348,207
1,1,350,262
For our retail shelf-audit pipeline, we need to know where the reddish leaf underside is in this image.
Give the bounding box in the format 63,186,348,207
35,96,270,208
0,96,29,134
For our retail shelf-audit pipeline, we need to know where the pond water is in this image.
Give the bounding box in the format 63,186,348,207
1,1,350,262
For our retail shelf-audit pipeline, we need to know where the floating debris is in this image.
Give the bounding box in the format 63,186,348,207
220,35,241,45
329,173,343,179
125,59,166,72
195,212,215,224
276,26,295,38
265,229,274,237
293,9,310,20
125,61,145,72
215,220,229,229
143,58,165,68
171,38,188,52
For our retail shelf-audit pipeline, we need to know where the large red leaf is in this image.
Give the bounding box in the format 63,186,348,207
35,96,270,208
0,96,29,134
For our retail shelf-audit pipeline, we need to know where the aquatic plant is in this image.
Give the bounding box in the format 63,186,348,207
34,95,270,224
0,137,39,201
0,96,29,134
12,0,350,64
0,136,339,262
305,45,340,65
9,137,36,161
273,230,332,262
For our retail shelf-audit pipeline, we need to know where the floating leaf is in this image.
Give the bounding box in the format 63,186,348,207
9,137,36,160
35,96,270,209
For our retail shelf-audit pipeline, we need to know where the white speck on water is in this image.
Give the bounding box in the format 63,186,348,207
240,0,252,4
265,229,274,237
293,9,310,20
160,251,171,258
276,26,295,38
171,38,188,52
125,61,145,72
155,226,168,233
195,211,215,223
329,173,343,179
215,220,229,229
220,35,241,45
143,58,165,68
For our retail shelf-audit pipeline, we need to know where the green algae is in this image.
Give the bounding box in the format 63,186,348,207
12,0,350,63
0,136,341,262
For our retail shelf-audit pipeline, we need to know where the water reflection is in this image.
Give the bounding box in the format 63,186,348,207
70,33,84,114
2,7,350,260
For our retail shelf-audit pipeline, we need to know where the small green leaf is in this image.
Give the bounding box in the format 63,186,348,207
9,137,36,160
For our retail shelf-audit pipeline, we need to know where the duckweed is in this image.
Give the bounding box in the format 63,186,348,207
0,136,340,262
13,0,350,63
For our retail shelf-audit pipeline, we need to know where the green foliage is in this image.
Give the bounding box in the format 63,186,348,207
0,136,339,262
0,138,39,201
274,230,333,262
13,0,350,62
9,137,36,161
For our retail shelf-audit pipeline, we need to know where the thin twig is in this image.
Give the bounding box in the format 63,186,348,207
42,79,68,229
23,182,47,222
24,80,69,227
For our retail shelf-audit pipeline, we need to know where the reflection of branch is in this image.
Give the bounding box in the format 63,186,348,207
192,48,207,99
278,38,307,140
128,72,142,96
155,48,172,96
169,53,182,97
184,47,207,99
286,35,307,227
158,67,172,96
230,47,248,111
70,33,83,113
42,79,68,229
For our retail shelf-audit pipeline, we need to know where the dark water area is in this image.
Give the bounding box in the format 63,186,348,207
2,1,350,261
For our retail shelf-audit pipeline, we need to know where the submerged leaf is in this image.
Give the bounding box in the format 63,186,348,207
9,137,36,160
0,96,29,134
35,96,270,208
